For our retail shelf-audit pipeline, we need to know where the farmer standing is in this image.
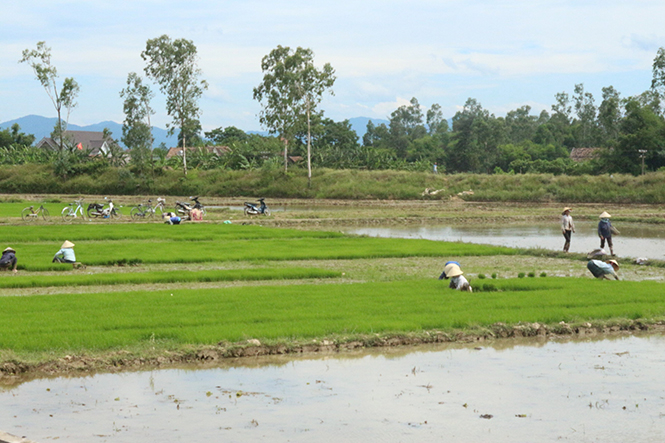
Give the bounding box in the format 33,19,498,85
561,207,575,252
598,211,615,256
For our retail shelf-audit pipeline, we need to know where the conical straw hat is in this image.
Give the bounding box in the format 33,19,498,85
599,211,611,218
3,247,15,253
446,265,464,278
562,207,572,214
61,240,75,248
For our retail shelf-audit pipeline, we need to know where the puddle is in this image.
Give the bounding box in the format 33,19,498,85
3,333,664,442
346,221,665,260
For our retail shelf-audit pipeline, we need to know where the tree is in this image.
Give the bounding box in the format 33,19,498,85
205,126,248,145
120,72,154,180
253,45,336,185
0,124,35,148
650,46,665,116
505,105,538,144
597,86,622,144
388,97,427,158
572,83,599,147
426,103,448,135
141,35,208,175
20,41,80,152
447,98,505,173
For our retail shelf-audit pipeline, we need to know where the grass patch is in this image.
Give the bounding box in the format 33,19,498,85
1,278,664,353
10,236,516,271
0,267,341,289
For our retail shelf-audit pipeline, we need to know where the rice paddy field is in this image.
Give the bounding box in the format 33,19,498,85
1,197,665,377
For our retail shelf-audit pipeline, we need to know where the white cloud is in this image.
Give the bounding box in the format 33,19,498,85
3,0,665,129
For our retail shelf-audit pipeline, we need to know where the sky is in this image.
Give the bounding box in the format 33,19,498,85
2,0,665,133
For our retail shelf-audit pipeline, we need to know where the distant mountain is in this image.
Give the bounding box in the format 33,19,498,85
0,115,175,148
1,115,394,147
347,117,389,140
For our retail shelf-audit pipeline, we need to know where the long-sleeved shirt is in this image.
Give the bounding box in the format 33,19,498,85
561,214,575,231
54,247,76,262
598,219,612,237
587,260,619,280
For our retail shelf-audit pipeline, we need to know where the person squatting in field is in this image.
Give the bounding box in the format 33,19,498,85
0,247,18,274
587,259,620,280
439,262,472,292
561,207,575,252
53,240,76,264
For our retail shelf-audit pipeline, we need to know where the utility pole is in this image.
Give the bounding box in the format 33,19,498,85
638,149,647,175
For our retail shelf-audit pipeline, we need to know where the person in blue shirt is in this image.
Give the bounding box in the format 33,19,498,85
53,240,76,264
163,212,182,225
587,259,619,280
597,211,615,256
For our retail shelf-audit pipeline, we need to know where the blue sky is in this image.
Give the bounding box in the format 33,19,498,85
2,0,664,133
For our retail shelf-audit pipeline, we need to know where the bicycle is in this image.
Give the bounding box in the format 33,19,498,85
21,204,50,222
61,199,86,222
130,198,166,220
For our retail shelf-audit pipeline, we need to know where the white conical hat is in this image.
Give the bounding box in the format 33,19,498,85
599,211,611,218
446,265,464,278
61,240,75,248
3,247,15,253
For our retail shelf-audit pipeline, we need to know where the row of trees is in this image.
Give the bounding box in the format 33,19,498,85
16,40,665,180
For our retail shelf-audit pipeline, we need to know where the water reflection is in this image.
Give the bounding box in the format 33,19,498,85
346,221,665,260
2,333,664,442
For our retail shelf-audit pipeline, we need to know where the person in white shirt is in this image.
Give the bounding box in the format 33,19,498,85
445,265,472,292
561,207,575,252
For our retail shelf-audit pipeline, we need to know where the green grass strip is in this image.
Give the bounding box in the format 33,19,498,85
11,237,516,271
1,277,664,352
0,223,345,243
0,267,340,289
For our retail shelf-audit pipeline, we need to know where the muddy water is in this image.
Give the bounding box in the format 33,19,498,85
347,221,665,260
3,334,665,442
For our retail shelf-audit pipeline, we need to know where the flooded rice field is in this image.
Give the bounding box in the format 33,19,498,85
3,333,664,442
346,221,665,260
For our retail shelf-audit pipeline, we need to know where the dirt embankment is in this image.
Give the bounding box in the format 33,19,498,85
2,319,662,382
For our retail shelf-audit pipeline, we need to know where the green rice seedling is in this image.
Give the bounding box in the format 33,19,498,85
528,272,536,278
478,274,486,279
12,237,517,271
540,272,547,277
0,224,345,244
0,268,341,289
492,273,497,279
1,278,665,353
518,272,525,278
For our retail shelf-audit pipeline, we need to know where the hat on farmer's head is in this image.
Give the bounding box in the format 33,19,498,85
608,259,619,269
446,265,464,278
562,207,572,214
599,211,611,219
3,247,15,253
61,240,75,249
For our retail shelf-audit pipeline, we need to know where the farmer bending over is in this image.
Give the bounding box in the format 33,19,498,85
444,264,473,292
587,259,620,280
439,261,461,280
163,212,182,225
0,247,18,274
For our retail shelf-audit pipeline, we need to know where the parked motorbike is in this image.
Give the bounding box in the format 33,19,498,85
87,197,122,219
244,198,270,216
175,196,206,217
